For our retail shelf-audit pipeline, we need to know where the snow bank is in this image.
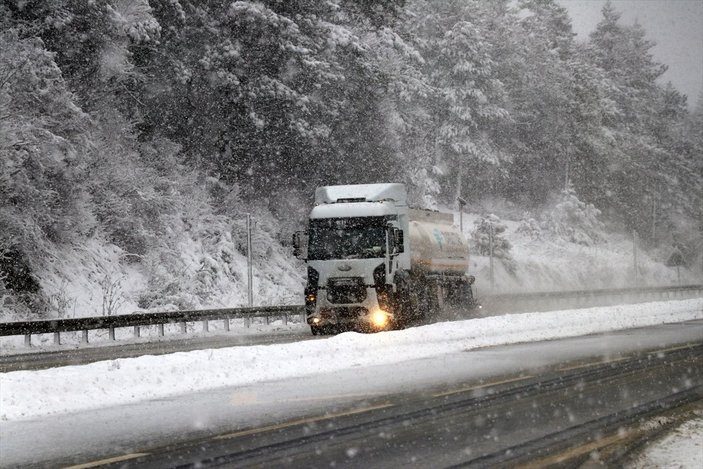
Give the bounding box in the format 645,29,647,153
625,416,703,469
1,298,702,422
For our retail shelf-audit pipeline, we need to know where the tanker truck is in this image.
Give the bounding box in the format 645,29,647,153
293,183,477,334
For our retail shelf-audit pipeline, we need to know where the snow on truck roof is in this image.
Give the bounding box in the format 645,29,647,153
310,201,398,219
314,183,407,205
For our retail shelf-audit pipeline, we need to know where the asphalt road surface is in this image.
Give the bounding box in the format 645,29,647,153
2,320,702,468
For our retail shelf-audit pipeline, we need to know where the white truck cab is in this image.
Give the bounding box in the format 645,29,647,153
294,183,475,334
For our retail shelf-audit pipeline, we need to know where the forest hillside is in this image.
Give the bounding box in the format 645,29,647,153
1,0,701,320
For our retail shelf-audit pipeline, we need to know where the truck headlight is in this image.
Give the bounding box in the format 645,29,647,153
371,309,389,328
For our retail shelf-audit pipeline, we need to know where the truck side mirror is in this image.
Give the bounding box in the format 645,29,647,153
393,228,404,254
292,231,307,259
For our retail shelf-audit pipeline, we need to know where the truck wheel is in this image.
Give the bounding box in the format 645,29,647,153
446,281,470,318
464,284,478,310
394,279,413,327
429,295,440,321
408,288,425,323
423,285,441,322
310,325,320,335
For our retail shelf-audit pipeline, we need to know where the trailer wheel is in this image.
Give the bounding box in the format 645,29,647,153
425,286,441,321
394,277,414,327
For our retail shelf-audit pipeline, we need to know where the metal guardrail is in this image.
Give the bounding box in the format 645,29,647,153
1,285,701,348
487,284,703,302
480,284,703,315
0,305,305,347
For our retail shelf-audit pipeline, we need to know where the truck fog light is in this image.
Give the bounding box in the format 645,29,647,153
371,310,389,328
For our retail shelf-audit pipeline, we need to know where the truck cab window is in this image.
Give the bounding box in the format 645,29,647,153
308,217,387,260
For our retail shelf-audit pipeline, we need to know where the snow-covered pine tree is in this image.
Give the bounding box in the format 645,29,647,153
408,0,510,203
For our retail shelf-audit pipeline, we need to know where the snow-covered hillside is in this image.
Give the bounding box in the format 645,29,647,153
22,209,306,320
6,202,697,322
463,214,692,295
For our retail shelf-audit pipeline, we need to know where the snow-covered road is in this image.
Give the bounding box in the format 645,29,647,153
1,299,702,467
2,298,702,422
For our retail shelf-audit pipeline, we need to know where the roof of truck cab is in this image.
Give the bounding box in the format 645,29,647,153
310,201,398,219
314,183,407,205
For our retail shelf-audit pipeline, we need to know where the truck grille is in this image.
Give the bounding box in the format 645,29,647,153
327,277,366,304
322,307,367,319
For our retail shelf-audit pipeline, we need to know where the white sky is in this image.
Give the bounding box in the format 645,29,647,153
558,0,703,107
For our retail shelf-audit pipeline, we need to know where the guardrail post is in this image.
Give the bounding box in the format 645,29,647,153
245,317,250,328
265,314,270,325
82,330,89,344
283,313,288,326
133,326,140,338
54,332,60,345
202,320,209,333
223,319,230,332
109,327,116,341
24,334,31,347
181,322,187,333
158,324,164,336
301,311,306,323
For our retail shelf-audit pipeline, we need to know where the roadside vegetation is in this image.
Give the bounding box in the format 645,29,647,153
1,1,701,319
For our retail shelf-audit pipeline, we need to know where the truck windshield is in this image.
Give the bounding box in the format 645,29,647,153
308,217,386,260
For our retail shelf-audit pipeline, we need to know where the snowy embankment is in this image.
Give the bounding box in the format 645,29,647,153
1,299,702,422
625,415,703,469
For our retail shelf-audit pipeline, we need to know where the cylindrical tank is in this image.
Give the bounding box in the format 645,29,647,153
408,209,470,276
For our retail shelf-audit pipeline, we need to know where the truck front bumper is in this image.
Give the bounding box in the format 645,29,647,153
307,306,394,332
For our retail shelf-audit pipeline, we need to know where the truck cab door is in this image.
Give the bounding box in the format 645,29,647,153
292,231,308,260
392,227,404,254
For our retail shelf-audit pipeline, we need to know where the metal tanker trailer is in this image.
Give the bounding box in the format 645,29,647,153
408,208,471,276
293,183,477,335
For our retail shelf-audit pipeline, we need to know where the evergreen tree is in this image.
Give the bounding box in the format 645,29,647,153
0,29,92,250
585,1,683,240
406,0,510,203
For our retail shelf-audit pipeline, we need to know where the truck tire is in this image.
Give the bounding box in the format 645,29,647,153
425,285,441,322
393,277,413,327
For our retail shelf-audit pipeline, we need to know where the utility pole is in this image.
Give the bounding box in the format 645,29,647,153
632,230,639,286
489,222,495,291
564,149,571,191
246,213,253,307
651,198,656,240
457,196,467,233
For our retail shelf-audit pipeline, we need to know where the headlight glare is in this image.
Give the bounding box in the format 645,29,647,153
371,309,389,328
